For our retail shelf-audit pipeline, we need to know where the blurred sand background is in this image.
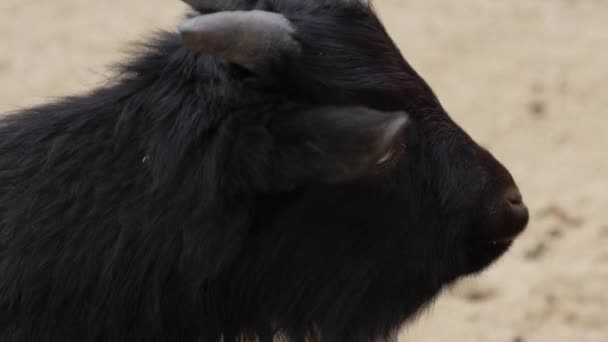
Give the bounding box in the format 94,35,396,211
0,1,606,341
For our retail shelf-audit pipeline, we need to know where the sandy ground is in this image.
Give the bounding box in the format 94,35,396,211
1,1,606,341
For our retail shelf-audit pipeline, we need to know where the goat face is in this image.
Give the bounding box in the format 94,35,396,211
174,0,530,338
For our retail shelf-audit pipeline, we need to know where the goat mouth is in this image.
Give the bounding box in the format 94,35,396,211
474,226,523,248
468,235,515,252
491,237,516,245
463,237,513,275
487,241,513,252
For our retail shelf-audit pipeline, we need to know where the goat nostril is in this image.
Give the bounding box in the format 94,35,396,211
505,187,523,206
504,186,529,227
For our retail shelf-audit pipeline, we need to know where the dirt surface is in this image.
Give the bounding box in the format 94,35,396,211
1,1,606,341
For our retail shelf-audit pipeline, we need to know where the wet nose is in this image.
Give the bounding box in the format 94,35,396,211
503,186,529,236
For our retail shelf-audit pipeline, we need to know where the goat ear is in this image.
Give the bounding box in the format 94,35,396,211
269,106,409,188
178,10,299,71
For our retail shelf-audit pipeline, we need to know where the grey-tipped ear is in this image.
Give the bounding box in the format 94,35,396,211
178,10,299,71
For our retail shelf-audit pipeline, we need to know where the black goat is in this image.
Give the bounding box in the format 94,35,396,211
0,0,529,341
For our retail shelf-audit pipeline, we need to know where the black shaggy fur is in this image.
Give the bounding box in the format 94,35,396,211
0,1,528,341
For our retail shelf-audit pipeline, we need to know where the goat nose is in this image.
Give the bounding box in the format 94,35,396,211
505,187,523,205
504,186,529,232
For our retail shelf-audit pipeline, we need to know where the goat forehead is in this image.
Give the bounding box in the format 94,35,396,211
187,0,370,12
237,0,371,17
